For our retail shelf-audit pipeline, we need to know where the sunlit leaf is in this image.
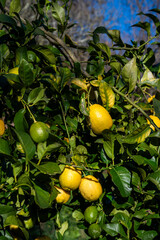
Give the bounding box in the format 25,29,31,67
122,125,151,144
52,2,65,25
121,57,138,93
71,78,88,91
99,80,115,108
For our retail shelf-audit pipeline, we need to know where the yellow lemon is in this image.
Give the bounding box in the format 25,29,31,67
0,119,5,136
147,115,160,131
55,186,70,204
59,165,81,191
79,175,103,201
89,104,113,135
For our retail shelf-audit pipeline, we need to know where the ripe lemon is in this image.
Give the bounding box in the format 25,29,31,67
88,223,101,239
147,115,160,131
59,165,81,191
30,121,49,143
0,119,5,136
55,186,70,204
89,104,113,135
79,175,102,201
84,206,98,224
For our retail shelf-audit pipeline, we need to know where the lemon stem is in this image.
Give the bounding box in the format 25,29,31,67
59,101,73,155
21,100,36,123
111,86,160,132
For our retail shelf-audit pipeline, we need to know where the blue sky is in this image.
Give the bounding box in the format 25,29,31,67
105,0,160,43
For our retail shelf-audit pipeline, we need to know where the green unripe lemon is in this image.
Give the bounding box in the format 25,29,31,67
30,122,49,143
88,223,101,239
84,206,98,224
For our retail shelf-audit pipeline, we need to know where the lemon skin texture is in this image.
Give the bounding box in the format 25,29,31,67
147,115,160,131
84,205,98,224
89,104,113,135
30,122,49,143
79,175,103,201
0,119,5,136
88,223,101,239
59,165,81,191
55,186,71,204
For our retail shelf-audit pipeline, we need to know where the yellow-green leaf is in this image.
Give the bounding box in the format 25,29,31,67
99,81,115,108
71,78,88,91
122,125,151,144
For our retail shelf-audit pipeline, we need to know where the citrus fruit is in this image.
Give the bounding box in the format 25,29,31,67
147,115,160,131
59,165,81,191
84,206,98,224
88,223,101,239
79,175,103,201
55,186,71,204
0,119,5,136
89,104,113,135
30,121,49,143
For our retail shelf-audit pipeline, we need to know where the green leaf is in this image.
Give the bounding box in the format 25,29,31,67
106,30,123,45
27,87,46,105
110,166,132,197
30,161,61,175
37,142,61,161
14,108,27,132
138,12,160,28
153,98,160,118
96,43,111,59
136,230,158,240
103,138,114,160
122,125,151,144
34,46,56,64
17,173,32,187
131,155,158,171
52,2,65,25
60,68,71,91
111,211,132,230
140,68,159,87
34,184,51,209
121,57,138,93
0,138,11,155
19,59,34,87
132,22,150,36
110,61,121,74
147,169,160,190
15,46,28,65
9,0,21,15
0,14,17,28
79,92,89,116
0,205,15,222
13,129,36,161
103,223,127,238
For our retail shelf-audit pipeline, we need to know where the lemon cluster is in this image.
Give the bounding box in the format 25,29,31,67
56,165,103,204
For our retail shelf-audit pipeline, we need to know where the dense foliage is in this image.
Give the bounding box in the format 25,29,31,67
0,0,160,239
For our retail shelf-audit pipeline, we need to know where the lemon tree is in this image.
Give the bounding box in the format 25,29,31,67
0,1,160,240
